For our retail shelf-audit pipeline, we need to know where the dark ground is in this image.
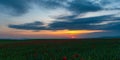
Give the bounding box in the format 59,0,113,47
0,38,120,60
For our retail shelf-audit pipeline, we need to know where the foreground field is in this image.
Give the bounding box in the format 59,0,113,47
0,39,120,60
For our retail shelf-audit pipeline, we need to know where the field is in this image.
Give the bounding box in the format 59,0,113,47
0,38,120,60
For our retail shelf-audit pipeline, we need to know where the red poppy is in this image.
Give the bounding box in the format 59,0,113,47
62,56,67,60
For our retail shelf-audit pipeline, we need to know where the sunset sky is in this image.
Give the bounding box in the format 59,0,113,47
0,0,120,39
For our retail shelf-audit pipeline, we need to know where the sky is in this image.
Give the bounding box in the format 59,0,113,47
0,0,120,39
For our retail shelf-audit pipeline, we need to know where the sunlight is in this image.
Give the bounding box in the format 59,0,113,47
15,30,104,38
65,30,81,35
19,30,104,35
64,30,104,35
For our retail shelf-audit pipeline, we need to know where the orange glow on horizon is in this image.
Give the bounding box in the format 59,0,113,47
2,29,105,38
17,30,104,36
18,30,104,35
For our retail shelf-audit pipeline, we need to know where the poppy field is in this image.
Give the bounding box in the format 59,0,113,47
0,39,120,60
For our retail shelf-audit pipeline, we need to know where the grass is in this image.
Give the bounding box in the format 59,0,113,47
0,38,120,60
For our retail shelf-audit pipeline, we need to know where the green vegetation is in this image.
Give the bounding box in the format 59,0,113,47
0,39,120,60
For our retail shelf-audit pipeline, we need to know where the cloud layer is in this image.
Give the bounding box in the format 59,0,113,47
0,0,120,32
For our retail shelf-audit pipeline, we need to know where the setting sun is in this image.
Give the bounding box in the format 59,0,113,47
71,36,76,39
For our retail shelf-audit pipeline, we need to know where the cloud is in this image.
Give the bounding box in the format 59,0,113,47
3,0,120,32
66,0,102,14
0,0,103,16
49,15,113,30
89,20,120,26
0,0,61,15
89,0,120,9
0,0,31,15
100,0,120,9
9,15,120,31
80,31,120,38
1,0,120,16
8,21,47,30
75,10,120,19
0,0,74,16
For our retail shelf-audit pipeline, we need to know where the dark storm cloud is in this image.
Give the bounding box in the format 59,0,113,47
8,21,47,30
9,15,120,31
49,15,113,30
